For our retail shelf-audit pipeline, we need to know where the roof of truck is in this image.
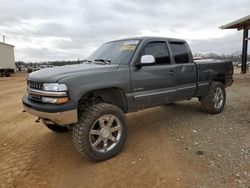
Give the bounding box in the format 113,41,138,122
108,36,186,43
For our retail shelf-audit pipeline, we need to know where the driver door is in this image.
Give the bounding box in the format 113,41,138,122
130,41,177,109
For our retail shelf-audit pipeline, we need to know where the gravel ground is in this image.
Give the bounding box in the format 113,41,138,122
0,71,249,188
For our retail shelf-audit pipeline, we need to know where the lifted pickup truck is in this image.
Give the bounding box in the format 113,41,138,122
23,37,233,161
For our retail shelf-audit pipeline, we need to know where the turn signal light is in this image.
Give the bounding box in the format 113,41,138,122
56,97,69,104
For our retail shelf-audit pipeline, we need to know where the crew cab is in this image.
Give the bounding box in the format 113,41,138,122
23,37,233,161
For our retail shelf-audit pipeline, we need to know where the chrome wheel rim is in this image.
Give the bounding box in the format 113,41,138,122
213,87,224,109
89,114,122,153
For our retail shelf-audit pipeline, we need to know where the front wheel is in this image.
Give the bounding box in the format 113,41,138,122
73,103,127,162
201,81,226,114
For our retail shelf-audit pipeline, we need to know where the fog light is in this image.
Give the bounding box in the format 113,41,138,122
42,97,57,103
42,97,69,104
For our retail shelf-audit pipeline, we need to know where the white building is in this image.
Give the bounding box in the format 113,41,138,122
0,42,15,76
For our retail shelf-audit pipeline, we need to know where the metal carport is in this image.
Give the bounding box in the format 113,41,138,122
220,15,250,74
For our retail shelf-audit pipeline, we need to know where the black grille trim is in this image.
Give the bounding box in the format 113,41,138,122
28,81,43,90
28,93,43,102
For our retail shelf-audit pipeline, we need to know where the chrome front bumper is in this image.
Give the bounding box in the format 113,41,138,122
23,104,78,126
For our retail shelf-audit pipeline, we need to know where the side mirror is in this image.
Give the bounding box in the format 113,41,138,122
140,55,155,65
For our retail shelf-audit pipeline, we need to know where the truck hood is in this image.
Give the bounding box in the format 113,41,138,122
28,64,119,82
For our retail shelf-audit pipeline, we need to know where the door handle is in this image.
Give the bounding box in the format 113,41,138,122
169,70,174,74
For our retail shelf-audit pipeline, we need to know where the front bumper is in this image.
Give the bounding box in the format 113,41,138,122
23,96,78,126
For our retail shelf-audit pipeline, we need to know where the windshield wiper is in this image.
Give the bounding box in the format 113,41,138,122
94,59,111,64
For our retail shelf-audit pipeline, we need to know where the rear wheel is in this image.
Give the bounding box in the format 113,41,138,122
201,81,226,114
44,123,70,133
73,103,127,162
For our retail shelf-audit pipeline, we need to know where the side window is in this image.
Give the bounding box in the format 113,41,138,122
169,42,189,64
142,42,171,64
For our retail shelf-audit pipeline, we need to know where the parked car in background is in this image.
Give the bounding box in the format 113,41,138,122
47,65,54,68
39,65,47,69
233,62,238,67
28,64,54,73
40,64,54,69
236,62,242,67
233,62,250,68
27,65,39,73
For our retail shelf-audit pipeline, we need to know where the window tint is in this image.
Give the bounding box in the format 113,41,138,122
142,42,171,64
169,42,189,63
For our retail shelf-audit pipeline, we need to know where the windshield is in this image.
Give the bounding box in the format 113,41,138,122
88,40,140,64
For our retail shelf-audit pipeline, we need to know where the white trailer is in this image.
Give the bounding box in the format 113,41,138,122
0,42,15,77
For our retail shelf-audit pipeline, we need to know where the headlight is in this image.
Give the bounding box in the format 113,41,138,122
43,83,67,91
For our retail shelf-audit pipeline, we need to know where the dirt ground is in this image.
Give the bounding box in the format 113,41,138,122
0,71,249,188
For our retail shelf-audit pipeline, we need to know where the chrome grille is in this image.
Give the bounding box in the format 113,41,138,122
27,81,43,102
28,81,43,90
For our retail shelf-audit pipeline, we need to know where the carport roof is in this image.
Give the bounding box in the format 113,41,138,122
220,15,250,30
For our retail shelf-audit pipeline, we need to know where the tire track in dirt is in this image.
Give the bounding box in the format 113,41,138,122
0,72,249,187
0,130,46,188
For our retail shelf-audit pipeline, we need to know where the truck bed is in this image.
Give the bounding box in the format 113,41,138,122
194,59,233,97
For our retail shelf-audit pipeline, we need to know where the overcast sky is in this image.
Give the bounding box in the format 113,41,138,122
0,0,249,62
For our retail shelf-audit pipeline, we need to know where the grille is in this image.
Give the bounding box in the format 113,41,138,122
29,93,43,102
27,81,43,102
28,81,43,90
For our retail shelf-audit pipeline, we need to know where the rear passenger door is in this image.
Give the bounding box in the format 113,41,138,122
168,42,197,100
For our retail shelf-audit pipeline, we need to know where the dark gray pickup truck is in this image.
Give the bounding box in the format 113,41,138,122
23,37,233,161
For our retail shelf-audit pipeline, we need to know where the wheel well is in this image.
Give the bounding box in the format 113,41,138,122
79,88,127,112
213,74,225,85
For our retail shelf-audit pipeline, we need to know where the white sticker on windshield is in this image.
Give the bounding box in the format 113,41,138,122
120,45,136,51
123,40,139,45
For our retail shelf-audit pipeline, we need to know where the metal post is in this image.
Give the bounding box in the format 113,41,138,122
241,27,248,74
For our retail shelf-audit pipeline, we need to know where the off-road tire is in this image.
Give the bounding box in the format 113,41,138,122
45,123,70,133
73,103,127,162
201,81,226,114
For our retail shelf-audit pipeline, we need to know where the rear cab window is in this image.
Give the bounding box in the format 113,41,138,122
169,42,190,64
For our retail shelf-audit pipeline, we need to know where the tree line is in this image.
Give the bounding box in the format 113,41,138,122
15,60,83,68
193,52,249,62
15,52,250,68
